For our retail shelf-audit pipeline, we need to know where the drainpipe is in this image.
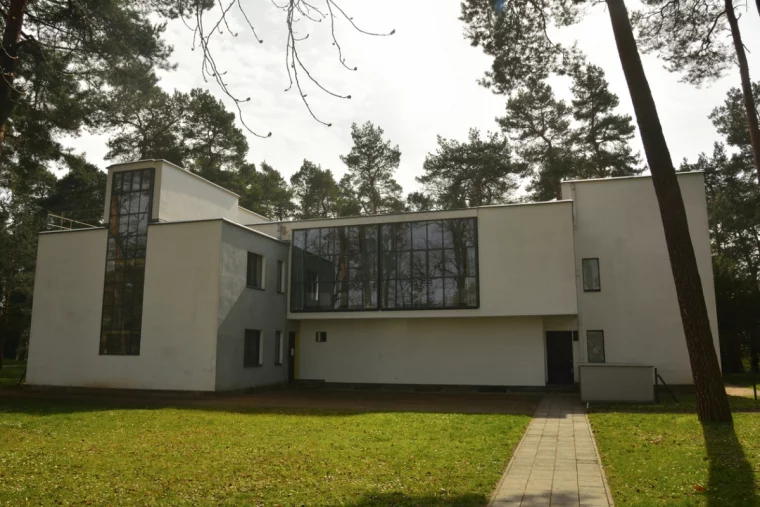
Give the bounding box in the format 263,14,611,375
570,182,586,364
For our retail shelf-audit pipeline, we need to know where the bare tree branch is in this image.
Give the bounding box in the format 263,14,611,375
184,0,394,136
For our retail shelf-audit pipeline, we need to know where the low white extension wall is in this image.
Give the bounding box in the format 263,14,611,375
298,317,547,386
579,364,655,403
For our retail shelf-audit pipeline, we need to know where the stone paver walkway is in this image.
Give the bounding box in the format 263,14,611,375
490,395,613,507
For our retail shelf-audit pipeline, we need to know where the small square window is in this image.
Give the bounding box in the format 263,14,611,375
247,253,264,289
275,331,283,366
277,260,286,294
582,258,600,292
587,330,605,363
244,329,263,367
316,331,327,343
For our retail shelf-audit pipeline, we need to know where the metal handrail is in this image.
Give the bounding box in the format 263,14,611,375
654,368,678,403
47,213,99,230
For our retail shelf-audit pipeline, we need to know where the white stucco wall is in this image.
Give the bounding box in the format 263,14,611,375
562,173,718,384
215,222,290,390
297,317,547,385
478,203,577,316
26,221,223,391
269,202,577,320
236,207,270,225
139,221,222,390
27,229,109,387
157,163,239,222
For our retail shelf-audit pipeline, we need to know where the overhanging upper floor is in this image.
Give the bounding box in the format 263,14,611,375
247,201,578,319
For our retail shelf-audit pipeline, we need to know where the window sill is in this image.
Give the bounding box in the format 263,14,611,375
243,364,263,368
246,286,265,291
583,289,601,293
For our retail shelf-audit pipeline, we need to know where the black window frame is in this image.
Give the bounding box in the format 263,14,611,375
289,218,479,313
275,330,284,365
247,252,264,290
380,218,479,311
582,258,601,292
244,329,262,367
316,331,327,343
586,330,606,363
99,168,155,356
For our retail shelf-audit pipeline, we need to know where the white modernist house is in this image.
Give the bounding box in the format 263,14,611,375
26,159,719,392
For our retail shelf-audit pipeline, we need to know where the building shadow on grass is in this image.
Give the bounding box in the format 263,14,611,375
590,395,759,414
0,388,541,417
345,490,583,507
345,491,487,507
702,422,759,507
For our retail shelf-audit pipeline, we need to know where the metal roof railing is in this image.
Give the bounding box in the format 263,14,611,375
46,213,100,231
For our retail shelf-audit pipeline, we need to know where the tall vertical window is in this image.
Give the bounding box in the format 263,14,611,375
582,258,601,292
277,260,286,293
587,330,605,363
244,329,262,367
247,253,264,289
275,331,283,365
289,218,478,312
100,168,154,355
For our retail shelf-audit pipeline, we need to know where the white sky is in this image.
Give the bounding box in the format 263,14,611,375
65,0,760,194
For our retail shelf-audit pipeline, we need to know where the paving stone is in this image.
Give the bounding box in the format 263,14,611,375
487,395,612,507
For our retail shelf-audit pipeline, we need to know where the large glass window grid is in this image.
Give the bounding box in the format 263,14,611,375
100,168,154,355
381,219,478,309
290,218,478,312
291,225,378,311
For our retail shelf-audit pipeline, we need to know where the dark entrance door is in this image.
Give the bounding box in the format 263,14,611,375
546,331,574,385
287,332,296,382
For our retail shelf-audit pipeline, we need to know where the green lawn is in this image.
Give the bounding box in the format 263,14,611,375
0,360,25,388
589,396,760,506
0,397,530,506
725,373,760,389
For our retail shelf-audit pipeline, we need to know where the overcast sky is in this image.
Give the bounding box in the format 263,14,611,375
66,0,760,194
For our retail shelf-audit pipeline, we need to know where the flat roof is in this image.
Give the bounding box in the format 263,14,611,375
108,159,241,198
150,218,287,244
238,206,271,222
561,170,703,185
247,199,573,227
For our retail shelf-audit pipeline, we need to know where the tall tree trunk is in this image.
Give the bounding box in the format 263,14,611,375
0,0,29,151
725,0,760,186
605,0,732,422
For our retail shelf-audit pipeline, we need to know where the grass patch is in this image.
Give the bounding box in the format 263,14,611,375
0,397,530,506
589,396,760,506
0,360,25,388
724,373,760,389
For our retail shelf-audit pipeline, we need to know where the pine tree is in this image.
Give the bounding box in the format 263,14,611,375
417,128,524,209
290,160,340,219
340,122,404,214
253,162,296,222
569,63,642,179
0,0,179,150
498,80,574,201
633,0,760,186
